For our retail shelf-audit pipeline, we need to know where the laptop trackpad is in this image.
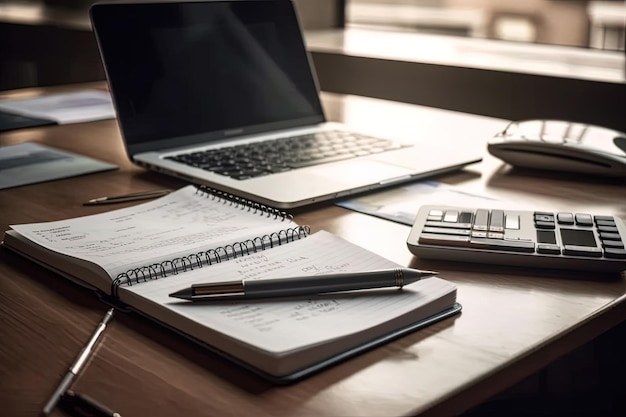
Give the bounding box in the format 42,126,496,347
309,160,413,185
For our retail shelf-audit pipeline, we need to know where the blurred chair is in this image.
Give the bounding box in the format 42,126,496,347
588,0,626,50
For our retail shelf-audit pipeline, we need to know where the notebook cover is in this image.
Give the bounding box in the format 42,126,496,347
0,142,118,189
0,111,56,132
124,301,462,384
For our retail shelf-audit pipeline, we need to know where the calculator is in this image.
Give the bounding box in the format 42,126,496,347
407,205,626,272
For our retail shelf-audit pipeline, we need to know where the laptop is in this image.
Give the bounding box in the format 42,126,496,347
90,0,482,209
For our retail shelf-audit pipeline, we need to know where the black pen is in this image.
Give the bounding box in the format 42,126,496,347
83,189,171,205
169,268,437,301
41,308,114,416
60,390,122,417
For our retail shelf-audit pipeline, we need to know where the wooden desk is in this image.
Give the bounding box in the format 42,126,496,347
1,84,625,417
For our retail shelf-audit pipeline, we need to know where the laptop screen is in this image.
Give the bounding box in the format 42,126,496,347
90,0,325,153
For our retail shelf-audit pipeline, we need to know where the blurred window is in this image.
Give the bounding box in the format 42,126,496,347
346,0,625,51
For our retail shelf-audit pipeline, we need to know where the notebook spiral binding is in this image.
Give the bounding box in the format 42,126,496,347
110,186,308,296
195,185,294,222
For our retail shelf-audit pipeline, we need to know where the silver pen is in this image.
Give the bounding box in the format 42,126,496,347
83,189,171,205
169,268,437,301
42,308,115,416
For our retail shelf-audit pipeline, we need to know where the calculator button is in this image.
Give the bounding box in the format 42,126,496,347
534,213,554,223
443,211,459,223
425,221,472,229
470,238,535,252
535,221,556,229
596,219,616,227
557,212,575,225
575,213,593,226
563,245,603,257
537,244,561,255
602,240,624,249
427,209,444,221
489,210,505,232
537,230,557,244
600,232,622,241
422,227,471,236
505,214,520,230
533,212,556,229
487,232,504,239
458,212,473,224
471,231,488,238
598,225,619,234
473,209,489,231
419,233,470,246
604,248,626,259
594,215,615,222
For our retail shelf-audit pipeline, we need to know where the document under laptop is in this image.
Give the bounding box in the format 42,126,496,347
90,0,482,209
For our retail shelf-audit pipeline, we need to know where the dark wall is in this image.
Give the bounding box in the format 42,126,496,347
311,51,626,133
0,22,104,90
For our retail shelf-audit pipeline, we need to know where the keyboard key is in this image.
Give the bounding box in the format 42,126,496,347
596,219,616,227
557,212,575,225
602,240,624,249
534,212,555,228
604,248,626,259
598,225,619,234
419,233,470,246
458,212,473,224
422,227,471,236
575,213,593,226
534,212,554,222
427,209,444,221
505,214,520,230
594,215,615,222
473,209,489,231
563,245,603,257
535,221,556,229
489,210,505,232
537,244,561,254
443,211,459,223
537,230,557,244
600,232,622,241
425,221,472,229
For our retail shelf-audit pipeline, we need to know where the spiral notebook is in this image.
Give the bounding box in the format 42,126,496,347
1,185,459,382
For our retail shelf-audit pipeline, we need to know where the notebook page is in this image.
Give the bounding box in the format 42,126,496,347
9,185,291,278
121,231,456,355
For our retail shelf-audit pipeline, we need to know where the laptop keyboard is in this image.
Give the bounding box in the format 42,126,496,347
165,130,410,180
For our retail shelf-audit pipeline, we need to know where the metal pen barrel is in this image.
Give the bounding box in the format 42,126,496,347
175,268,438,301
243,269,409,297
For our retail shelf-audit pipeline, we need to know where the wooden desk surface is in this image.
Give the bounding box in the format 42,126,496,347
1,83,625,417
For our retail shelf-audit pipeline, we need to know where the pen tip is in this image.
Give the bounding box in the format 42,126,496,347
420,270,438,277
169,288,193,300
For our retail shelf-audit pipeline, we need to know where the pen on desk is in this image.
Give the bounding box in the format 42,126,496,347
169,268,437,301
83,189,171,205
60,390,121,417
41,308,114,416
